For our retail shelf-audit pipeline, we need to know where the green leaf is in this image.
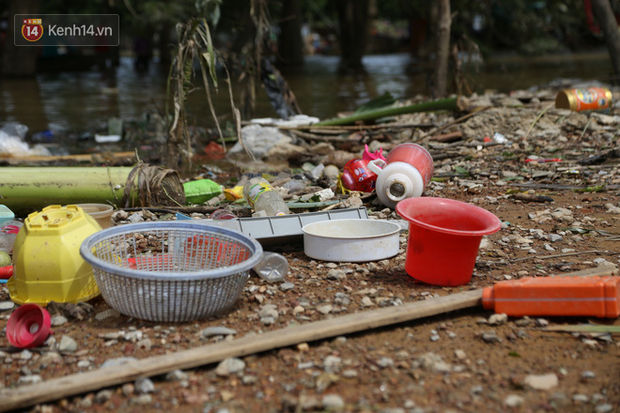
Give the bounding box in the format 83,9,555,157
508,351,521,358
353,92,396,115
454,166,469,175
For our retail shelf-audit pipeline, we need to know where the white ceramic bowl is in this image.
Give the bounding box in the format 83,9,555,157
302,219,400,262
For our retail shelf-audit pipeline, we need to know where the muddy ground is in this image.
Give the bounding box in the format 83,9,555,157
1,85,620,413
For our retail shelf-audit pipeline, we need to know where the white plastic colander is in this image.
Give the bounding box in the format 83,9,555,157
80,222,263,322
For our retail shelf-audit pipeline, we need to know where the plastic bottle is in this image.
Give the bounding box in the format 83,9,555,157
243,177,289,217
482,276,620,318
0,220,24,254
368,143,434,208
252,252,289,282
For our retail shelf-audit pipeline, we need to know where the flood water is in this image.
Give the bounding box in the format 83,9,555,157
0,50,613,136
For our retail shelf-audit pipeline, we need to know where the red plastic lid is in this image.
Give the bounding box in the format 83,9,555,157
6,303,52,349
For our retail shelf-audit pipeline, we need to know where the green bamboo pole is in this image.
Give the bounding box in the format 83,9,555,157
0,167,132,216
313,97,460,127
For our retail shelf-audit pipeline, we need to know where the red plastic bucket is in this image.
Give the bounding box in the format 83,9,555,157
396,197,502,286
6,303,52,348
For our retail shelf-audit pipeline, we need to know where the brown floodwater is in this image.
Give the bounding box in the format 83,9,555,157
0,51,613,137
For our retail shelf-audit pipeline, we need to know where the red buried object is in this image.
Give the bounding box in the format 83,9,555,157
6,303,52,348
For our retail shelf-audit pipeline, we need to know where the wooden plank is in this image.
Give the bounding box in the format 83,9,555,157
0,289,482,412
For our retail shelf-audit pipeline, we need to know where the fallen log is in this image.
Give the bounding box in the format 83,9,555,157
0,290,483,412
0,163,185,216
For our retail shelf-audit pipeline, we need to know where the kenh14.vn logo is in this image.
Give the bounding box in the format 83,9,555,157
21,18,43,42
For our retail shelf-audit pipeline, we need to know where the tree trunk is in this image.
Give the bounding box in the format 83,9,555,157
335,0,369,72
278,0,304,67
591,0,620,78
434,0,451,97
1,0,41,77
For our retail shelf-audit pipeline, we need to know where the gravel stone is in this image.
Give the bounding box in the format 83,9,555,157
166,370,189,381
130,394,153,405
215,357,246,376
18,375,42,385
487,313,508,325
279,282,295,291
201,326,238,338
504,395,524,407
135,377,155,394
50,315,68,326
58,335,77,352
322,394,345,410
377,357,394,368
323,355,342,373
524,373,558,390
95,389,114,404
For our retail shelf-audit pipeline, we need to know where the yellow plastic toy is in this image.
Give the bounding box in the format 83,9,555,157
8,205,102,306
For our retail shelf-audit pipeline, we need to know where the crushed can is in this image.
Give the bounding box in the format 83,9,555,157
555,87,612,112
341,159,378,192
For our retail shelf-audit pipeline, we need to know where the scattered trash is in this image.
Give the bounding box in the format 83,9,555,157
369,143,434,208
340,159,379,192
201,141,226,160
76,204,114,229
243,177,290,217
94,134,122,143
0,216,24,254
396,197,502,286
0,122,51,157
0,265,12,281
0,204,16,225
483,276,620,318
6,303,52,349
491,132,508,144
80,222,263,322
205,207,369,247
210,209,237,220
362,144,385,162
253,252,289,282
183,179,223,205
8,205,101,306
301,219,400,262
0,251,11,267
555,87,612,111
525,157,561,163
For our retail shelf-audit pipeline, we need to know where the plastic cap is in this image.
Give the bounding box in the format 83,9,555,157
6,303,52,348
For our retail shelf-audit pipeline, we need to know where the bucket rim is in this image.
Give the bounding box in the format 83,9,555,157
396,197,502,237
301,219,400,240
